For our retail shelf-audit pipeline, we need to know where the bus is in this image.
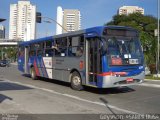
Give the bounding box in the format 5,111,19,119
18,26,145,90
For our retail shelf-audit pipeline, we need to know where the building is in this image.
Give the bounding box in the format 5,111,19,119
56,6,81,35
0,26,5,39
118,6,144,15
9,1,36,41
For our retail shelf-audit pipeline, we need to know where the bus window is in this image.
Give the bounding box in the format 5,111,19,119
76,47,83,57
18,46,24,57
36,42,44,57
37,50,43,57
35,43,42,50
46,41,53,48
30,44,35,51
29,51,36,57
45,49,54,57
68,35,84,57
54,38,67,56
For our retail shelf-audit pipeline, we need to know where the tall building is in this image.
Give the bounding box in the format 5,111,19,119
0,26,5,39
9,1,36,41
56,6,63,35
118,6,144,15
56,6,81,35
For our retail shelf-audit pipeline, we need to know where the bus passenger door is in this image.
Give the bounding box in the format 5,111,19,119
24,46,29,74
86,38,101,86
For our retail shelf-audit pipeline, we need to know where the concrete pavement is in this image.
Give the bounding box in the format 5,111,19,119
0,64,160,116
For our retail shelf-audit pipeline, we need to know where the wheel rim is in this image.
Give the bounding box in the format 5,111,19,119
72,76,81,86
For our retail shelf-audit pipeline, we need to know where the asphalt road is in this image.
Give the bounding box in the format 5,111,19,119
0,64,160,119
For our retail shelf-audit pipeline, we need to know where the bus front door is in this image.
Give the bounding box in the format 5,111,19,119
24,47,29,74
86,38,101,86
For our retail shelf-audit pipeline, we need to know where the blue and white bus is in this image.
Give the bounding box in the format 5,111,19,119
18,26,145,90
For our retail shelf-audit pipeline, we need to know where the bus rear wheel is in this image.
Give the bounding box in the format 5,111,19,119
71,71,83,91
30,67,37,80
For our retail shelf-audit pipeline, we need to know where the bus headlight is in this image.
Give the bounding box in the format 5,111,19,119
139,66,143,69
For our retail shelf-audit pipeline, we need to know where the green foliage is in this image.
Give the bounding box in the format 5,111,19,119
106,13,159,66
0,47,18,62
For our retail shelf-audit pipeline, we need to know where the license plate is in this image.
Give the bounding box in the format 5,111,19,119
126,78,133,82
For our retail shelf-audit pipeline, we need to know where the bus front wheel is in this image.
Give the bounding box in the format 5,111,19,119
71,71,83,91
30,67,37,80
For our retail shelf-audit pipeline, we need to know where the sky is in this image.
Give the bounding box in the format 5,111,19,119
0,0,158,39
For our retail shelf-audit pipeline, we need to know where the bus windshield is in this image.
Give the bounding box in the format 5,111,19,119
104,37,143,66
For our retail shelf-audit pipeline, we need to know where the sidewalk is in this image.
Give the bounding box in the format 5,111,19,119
10,62,18,65
144,79,160,84
139,79,160,88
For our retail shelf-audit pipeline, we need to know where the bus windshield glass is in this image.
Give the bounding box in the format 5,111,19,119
103,29,143,66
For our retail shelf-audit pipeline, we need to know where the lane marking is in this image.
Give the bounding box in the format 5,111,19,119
2,78,138,114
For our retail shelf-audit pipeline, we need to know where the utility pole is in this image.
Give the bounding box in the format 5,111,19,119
157,0,160,76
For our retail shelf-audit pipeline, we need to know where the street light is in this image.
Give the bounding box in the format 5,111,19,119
37,16,68,33
43,20,52,37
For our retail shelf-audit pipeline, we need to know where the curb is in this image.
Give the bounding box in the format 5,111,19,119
144,79,160,82
138,83,160,88
10,62,18,65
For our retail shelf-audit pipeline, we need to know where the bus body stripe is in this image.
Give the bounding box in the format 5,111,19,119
37,58,43,76
41,58,48,78
34,59,40,76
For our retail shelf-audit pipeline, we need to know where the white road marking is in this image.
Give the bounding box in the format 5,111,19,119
2,78,138,114
138,83,160,88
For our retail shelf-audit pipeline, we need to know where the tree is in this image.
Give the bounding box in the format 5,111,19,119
106,13,158,67
0,47,17,62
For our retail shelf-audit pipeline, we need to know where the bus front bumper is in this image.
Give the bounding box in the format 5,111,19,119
101,71,145,88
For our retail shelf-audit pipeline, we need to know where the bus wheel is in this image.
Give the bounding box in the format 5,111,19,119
71,72,83,90
31,67,37,80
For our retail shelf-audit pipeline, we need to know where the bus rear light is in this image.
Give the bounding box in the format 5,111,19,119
79,61,84,69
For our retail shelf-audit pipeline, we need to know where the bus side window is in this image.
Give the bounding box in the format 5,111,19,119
18,46,24,57
29,51,36,57
36,42,44,57
45,49,54,57
46,40,52,48
54,38,67,57
44,40,54,57
37,50,43,57
68,35,84,57
76,47,83,57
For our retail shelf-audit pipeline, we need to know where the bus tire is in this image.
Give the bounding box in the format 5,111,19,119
71,71,83,91
31,67,37,80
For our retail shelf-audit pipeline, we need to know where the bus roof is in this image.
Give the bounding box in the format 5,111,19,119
19,26,138,46
19,36,53,46
85,26,137,36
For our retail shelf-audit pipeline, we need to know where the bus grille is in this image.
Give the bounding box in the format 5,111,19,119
114,79,141,85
